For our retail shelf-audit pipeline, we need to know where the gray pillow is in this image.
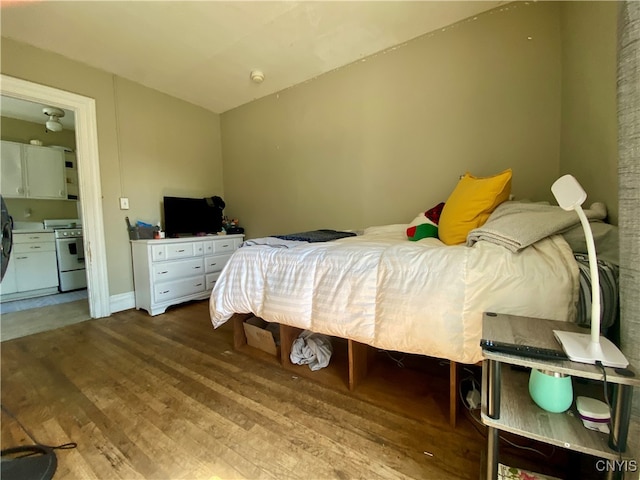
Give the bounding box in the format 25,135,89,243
562,221,619,266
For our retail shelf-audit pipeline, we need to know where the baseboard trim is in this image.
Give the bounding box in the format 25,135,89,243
110,292,135,314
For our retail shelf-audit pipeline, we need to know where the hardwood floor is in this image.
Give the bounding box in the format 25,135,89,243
0,300,594,479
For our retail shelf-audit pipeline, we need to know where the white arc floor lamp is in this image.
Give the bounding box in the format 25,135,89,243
551,174,628,368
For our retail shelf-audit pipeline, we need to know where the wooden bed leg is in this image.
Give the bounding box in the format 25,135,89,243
348,340,371,391
232,313,252,350
450,360,458,428
279,324,301,367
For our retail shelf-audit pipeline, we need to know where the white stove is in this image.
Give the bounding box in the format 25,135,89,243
43,219,86,292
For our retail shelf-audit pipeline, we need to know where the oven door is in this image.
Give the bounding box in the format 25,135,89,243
56,236,87,292
56,237,85,272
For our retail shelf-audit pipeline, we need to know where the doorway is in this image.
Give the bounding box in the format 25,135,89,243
1,74,110,320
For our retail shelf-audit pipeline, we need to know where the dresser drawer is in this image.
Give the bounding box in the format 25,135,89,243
213,239,235,254
152,258,204,282
165,243,196,260
206,272,221,290
151,245,166,261
193,242,204,255
204,254,232,274
154,276,205,303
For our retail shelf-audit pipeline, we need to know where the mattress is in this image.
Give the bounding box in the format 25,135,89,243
209,224,579,364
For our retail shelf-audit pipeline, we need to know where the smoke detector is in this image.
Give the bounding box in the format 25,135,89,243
250,70,265,84
43,106,65,132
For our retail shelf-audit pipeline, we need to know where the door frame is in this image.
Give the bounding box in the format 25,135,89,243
1,74,110,318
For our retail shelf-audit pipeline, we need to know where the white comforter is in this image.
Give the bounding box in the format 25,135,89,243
209,224,579,364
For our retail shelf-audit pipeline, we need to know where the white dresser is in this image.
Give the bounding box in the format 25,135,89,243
131,235,244,316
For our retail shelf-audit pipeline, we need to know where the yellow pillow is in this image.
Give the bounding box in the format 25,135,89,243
438,169,512,245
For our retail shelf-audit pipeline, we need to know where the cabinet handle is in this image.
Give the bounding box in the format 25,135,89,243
16,256,28,260
195,283,203,287
160,290,170,294
30,246,41,249
209,262,217,267
193,266,201,269
158,271,168,275
17,187,23,194
222,244,229,248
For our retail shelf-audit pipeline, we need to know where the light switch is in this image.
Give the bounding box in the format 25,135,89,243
119,197,130,210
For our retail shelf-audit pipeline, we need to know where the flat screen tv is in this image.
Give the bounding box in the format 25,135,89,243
163,196,224,237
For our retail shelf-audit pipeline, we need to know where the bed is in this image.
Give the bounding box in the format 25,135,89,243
210,224,579,362
208,197,618,426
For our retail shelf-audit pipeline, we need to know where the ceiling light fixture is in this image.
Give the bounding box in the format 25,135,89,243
250,70,265,84
43,106,65,132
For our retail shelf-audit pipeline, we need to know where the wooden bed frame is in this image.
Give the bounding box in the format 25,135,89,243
231,313,466,427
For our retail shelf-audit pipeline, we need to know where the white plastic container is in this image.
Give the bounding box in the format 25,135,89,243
576,396,610,433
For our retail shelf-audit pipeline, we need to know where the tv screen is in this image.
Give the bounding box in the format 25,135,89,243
163,196,223,237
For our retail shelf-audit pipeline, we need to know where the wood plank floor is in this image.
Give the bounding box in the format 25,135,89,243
0,300,596,479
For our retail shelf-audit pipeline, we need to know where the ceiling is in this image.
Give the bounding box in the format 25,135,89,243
0,95,76,130
1,1,505,116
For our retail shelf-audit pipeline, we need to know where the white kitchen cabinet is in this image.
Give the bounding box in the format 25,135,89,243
0,141,25,197
0,141,67,199
131,235,244,316
24,145,67,199
0,254,18,295
0,231,59,302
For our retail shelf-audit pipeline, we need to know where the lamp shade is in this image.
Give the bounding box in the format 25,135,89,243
551,174,587,211
529,369,573,413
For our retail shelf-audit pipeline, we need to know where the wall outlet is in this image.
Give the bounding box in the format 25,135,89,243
119,197,129,210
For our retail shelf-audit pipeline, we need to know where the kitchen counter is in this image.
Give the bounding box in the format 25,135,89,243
12,228,53,235
11,221,53,234
13,228,54,234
